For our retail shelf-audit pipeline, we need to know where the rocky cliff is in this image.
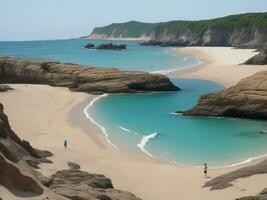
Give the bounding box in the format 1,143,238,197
183,71,267,119
0,101,141,200
0,56,179,94
85,21,157,40
144,13,267,48
88,13,267,48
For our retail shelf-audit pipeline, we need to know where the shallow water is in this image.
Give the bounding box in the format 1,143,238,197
87,79,267,166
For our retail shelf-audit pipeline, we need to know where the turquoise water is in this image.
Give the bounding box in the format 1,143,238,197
87,79,267,166
1,39,267,166
0,39,198,72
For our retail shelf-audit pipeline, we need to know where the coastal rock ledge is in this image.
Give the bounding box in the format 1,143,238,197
183,71,267,119
0,56,179,94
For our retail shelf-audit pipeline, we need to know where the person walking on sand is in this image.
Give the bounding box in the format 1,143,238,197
204,163,208,177
64,139,68,149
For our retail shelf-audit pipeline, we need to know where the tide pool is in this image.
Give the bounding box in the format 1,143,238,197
87,79,267,166
0,39,198,73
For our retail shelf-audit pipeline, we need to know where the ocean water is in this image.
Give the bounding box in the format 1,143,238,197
87,79,267,166
0,39,198,73
1,39,267,166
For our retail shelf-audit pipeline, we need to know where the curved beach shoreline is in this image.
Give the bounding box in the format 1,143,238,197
84,93,267,170
168,47,267,87
1,47,267,200
1,83,267,200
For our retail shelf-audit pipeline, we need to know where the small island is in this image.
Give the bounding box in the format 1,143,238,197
84,42,127,50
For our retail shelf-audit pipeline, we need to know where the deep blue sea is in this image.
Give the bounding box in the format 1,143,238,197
1,39,267,166
0,39,198,73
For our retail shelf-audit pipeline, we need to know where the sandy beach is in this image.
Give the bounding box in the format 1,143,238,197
168,47,267,87
1,81,267,200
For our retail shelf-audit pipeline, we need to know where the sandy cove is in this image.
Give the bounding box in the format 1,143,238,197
1,82,267,200
168,47,267,87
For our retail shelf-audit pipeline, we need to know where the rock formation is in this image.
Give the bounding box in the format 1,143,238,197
0,85,13,92
0,56,179,94
84,43,95,48
183,71,267,119
244,47,267,65
96,43,126,50
0,102,142,199
0,102,52,196
47,165,141,200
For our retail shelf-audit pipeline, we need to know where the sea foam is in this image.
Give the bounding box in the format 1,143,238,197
137,132,158,158
83,94,119,150
119,126,138,135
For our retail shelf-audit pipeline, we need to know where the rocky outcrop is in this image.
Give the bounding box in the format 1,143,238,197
0,102,53,196
84,43,95,48
0,85,13,92
0,154,43,195
244,47,267,65
0,56,179,94
47,165,141,200
96,43,126,50
183,71,267,119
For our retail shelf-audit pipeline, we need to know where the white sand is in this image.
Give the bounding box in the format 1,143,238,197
168,47,267,87
1,84,267,200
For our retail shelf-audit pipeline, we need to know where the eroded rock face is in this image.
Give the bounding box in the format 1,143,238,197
0,57,179,94
183,71,267,119
0,103,51,196
47,167,142,200
244,48,267,65
0,154,43,195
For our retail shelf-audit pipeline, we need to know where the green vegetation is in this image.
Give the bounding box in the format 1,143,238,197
91,21,158,38
155,12,267,39
90,12,267,39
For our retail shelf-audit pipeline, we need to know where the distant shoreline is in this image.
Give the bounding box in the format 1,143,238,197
82,36,150,41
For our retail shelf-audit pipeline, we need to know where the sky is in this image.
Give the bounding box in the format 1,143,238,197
0,0,267,41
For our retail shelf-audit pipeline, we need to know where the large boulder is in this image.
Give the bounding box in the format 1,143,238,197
183,71,267,119
0,57,179,94
47,167,142,200
244,47,267,65
84,42,95,48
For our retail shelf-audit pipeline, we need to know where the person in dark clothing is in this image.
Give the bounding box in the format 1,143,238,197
204,163,208,177
64,140,67,149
